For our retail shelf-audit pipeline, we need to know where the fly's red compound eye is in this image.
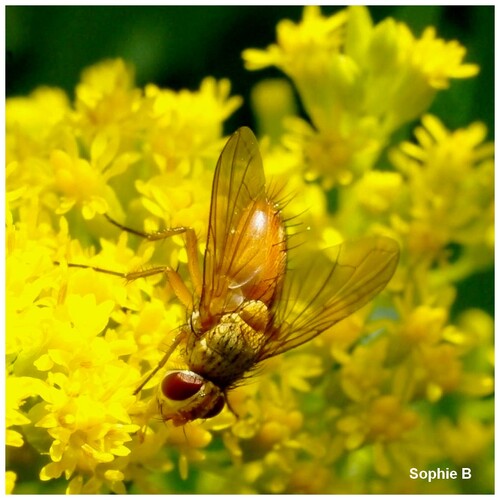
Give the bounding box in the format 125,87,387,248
161,371,204,401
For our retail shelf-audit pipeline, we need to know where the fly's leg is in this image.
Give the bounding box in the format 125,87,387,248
56,213,205,394
224,393,240,421
55,261,194,310
58,214,203,308
132,330,187,395
104,214,203,299
100,216,202,394
104,213,188,241
55,260,193,394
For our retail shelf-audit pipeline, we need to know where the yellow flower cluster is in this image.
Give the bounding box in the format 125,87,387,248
244,6,480,188
6,6,493,494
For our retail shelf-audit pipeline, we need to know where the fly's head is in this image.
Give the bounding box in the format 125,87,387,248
157,370,225,426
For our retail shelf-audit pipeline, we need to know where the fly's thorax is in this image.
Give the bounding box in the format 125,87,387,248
187,300,270,388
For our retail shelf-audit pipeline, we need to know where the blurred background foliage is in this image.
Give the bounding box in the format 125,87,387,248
6,6,493,133
6,5,494,316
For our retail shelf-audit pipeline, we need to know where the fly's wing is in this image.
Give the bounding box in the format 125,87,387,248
199,127,266,322
258,236,400,359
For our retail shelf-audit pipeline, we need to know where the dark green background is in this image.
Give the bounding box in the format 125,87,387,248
6,6,494,136
6,5,494,316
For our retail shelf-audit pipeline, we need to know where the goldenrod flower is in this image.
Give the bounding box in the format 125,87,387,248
390,115,494,280
244,6,480,187
6,6,493,495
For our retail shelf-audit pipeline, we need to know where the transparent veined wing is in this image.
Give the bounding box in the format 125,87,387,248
258,235,400,359
199,127,279,326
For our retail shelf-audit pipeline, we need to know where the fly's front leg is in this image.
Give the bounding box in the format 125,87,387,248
78,263,193,396
53,260,192,394
224,393,240,421
133,329,187,395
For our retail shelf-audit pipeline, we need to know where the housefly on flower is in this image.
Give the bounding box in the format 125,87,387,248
65,127,399,426
127,127,399,425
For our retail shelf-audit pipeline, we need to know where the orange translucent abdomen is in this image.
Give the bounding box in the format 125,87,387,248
233,198,286,305
201,198,286,328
